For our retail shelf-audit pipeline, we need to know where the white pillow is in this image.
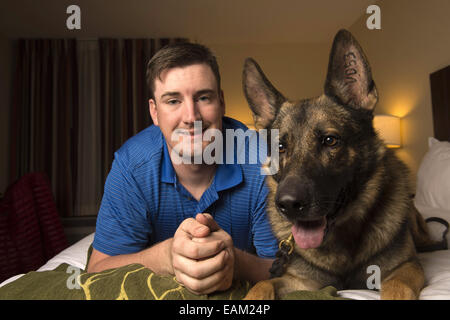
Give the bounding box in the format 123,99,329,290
415,137,450,211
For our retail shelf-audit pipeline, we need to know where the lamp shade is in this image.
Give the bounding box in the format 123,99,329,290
373,115,401,148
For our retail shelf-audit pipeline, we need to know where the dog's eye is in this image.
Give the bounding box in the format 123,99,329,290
323,136,339,147
278,142,286,153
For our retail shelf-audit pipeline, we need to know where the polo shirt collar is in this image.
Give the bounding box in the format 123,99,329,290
160,129,243,192
161,141,176,184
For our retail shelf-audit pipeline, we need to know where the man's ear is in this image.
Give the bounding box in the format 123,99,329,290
242,58,286,129
149,99,159,126
324,29,378,112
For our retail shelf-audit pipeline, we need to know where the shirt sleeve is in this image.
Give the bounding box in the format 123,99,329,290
251,181,279,259
92,151,151,256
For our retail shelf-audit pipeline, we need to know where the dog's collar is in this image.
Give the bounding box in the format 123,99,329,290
269,234,295,279
279,233,294,255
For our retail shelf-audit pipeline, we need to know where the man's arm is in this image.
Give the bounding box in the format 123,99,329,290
234,248,274,285
87,216,227,296
88,236,274,285
88,213,274,294
87,238,173,274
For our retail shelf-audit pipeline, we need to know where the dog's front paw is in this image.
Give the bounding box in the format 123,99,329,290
243,280,276,300
381,279,418,300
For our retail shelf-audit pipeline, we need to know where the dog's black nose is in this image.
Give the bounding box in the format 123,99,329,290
276,194,306,218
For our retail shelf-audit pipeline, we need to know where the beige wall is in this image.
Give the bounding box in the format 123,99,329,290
212,0,450,185
207,42,331,126
0,32,11,194
209,0,450,184
348,0,450,184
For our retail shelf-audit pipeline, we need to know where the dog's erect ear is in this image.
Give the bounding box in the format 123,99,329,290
243,58,286,129
324,29,378,112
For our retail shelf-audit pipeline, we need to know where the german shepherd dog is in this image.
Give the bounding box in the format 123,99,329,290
242,29,436,300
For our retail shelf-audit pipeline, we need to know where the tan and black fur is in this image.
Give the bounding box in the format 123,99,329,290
242,29,436,300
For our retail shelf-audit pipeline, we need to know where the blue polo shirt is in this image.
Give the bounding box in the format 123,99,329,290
93,117,278,259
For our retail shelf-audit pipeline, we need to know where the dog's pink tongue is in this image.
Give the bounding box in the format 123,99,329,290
291,218,326,249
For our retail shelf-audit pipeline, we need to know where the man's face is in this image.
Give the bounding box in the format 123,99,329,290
149,63,225,163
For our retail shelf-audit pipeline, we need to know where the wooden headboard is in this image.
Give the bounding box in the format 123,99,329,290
429,65,450,141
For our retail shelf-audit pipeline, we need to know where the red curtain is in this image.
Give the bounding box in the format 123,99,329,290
0,172,68,283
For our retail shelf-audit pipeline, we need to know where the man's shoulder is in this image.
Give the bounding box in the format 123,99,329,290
223,117,268,177
222,116,249,131
115,125,164,171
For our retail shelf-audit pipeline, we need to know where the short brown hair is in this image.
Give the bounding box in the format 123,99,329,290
146,42,221,100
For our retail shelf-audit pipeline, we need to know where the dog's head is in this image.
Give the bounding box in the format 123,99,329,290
243,29,385,249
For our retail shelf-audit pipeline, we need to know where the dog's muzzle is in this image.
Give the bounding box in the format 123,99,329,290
275,177,329,250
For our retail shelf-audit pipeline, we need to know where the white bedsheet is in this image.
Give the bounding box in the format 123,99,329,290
0,233,94,288
1,222,449,299
338,249,450,300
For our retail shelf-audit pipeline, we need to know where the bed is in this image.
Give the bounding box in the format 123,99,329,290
1,67,449,300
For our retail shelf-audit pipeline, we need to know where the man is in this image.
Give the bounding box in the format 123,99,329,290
87,42,278,295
